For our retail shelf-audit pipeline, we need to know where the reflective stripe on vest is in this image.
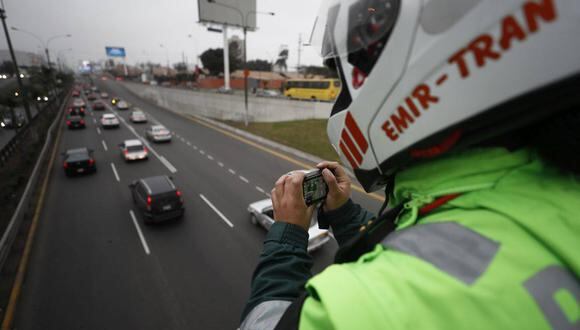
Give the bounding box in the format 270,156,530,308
241,300,291,330
381,222,499,285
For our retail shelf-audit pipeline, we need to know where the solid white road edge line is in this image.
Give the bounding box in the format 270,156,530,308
239,176,249,183
228,169,236,175
110,162,120,182
218,162,224,167
129,210,151,255
102,140,108,151
96,127,101,135
199,194,234,228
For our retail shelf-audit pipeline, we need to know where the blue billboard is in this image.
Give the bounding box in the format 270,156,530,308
105,47,126,57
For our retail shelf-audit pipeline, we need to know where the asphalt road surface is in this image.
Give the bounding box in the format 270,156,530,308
13,79,383,330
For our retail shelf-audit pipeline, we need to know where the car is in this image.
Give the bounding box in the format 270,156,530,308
248,199,331,253
100,113,120,128
72,99,86,108
1,113,25,129
91,86,99,92
62,148,96,176
146,125,172,142
72,90,80,97
67,106,85,117
119,139,149,161
111,97,120,105
256,89,281,98
129,109,147,123
36,95,49,102
100,92,109,99
129,175,184,223
66,115,85,129
116,100,129,110
87,93,98,101
92,101,105,111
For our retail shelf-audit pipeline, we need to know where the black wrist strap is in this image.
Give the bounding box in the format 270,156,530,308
334,203,404,264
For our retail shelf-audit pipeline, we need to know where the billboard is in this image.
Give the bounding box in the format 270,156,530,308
198,0,256,30
105,47,126,57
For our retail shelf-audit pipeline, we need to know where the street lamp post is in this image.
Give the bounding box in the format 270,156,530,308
207,0,274,126
11,27,71,105
0,9,32,123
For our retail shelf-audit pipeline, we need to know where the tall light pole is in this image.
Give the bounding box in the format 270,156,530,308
207,0,274,126
0,8,32,123
11,27,71,71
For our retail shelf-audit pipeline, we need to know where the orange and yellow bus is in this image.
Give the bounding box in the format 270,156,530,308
283,79,341,102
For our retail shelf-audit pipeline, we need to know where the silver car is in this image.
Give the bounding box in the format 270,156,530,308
116,100,129,110
146,125,172,142
119,139,148,161
100,113,120,128
129,109,147,123
248,199,331,253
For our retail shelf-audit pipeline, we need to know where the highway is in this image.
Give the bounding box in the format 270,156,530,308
12,79,383,329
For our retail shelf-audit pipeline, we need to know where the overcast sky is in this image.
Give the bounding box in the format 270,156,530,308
0,0,323,69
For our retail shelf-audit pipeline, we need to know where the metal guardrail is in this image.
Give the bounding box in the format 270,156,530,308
0,91,69,270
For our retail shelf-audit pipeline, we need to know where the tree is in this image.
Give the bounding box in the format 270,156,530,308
173,62,188,73
246,59,272,72
200,44,242,76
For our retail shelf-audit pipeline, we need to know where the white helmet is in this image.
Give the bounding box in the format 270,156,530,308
313,0,580,192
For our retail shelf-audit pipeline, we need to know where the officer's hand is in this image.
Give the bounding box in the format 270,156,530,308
271,171,314,232
316,161,351,212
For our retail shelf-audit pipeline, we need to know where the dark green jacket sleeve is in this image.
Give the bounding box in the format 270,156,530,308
241,222,312,321
318,199,376,247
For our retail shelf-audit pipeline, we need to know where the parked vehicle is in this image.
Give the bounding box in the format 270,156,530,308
283,79,341,101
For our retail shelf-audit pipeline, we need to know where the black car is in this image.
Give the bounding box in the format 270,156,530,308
92,101,105,111
67,106,86,117
66,115,85,129
129,175,184,223
62,148,96,176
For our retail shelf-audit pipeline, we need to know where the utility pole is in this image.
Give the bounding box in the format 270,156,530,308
0,8,32,123
223,25,230,91
297,33,302,74
243,26,248,126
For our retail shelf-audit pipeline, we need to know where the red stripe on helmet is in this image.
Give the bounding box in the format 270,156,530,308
341,130,363,164
410,130,462,159
339,141,358,169
345,112,368,153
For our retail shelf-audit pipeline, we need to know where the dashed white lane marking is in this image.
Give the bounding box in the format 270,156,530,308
200,194,234,228
218,162,224,167
256,186,266,194
159,156,178,173
186,141,191,146
199,150,205,155
193,145,198,150
110,163,120,182
96,127,101,135
239,176,249,183
228,169,236,175
102,140,108,151
129,210,151,255
207,155,214,160
92,118,97,124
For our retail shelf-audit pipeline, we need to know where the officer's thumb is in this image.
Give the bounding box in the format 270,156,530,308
322,168,340,194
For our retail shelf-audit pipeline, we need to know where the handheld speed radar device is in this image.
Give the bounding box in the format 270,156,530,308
302,169,328,206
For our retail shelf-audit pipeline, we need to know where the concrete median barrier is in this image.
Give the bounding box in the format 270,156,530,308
120,81,332,122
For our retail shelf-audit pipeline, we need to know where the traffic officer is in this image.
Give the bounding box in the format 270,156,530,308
241,0,580,329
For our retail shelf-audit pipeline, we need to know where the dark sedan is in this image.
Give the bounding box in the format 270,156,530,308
92,101,106,111
66,115,85,129
62,148,96,176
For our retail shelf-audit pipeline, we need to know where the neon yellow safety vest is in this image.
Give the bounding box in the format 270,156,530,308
300,148,580,330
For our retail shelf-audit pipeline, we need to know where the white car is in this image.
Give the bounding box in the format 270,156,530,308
72,99,86,108
119,139,148,161
248,199,331,253
129,109,147,123
146,125,172,142
116,100,129,110
100,113,120,128
100,92,109,99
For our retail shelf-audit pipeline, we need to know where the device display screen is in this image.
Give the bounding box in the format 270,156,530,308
303,172,328,206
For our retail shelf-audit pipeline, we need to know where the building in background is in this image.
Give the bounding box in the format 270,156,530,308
0,49,45,67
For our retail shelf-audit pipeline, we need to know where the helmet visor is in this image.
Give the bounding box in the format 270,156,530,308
309,0,400,60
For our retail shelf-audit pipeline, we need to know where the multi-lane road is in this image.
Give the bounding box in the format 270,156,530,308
12,79,383,330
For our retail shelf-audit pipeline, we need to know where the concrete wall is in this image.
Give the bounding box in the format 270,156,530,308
120,81,332,122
